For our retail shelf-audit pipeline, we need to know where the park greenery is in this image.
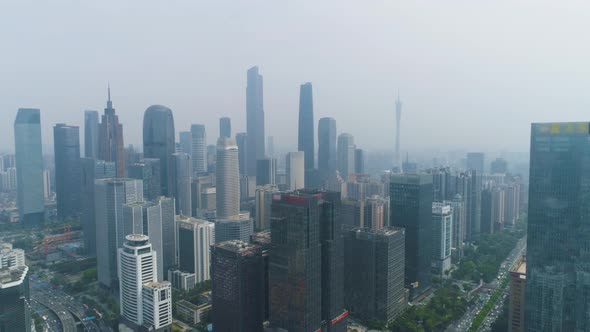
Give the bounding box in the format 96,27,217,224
48,257,97,274
389,284,468,331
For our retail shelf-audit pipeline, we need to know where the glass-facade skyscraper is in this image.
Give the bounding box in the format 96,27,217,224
298,82,314,173
525,122,590,331
14,108,44,225
98,87,125,177
53,123,81,220
318,117,337,181
219,116,231,138
143,105,175,196
84,110,99,159
246,66,265,177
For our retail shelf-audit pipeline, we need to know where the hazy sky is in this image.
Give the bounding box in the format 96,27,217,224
2,1,590,154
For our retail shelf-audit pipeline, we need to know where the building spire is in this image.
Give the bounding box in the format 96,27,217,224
105,83,114,114
108,83,111,102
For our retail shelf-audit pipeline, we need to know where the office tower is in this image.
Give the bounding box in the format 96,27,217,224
167,270,196,290
394,94,402,170
240,175,256,202
267,136,275,157
270,191,347,332
53,124,82,220
337,133,355,180
246,66,265,176
201,187,216,211
219,117,231,138
141,281,173,330
483,186,506,234
343,226,406,323
128,158,161,201
444,195,466,259
236,132,247,176
216,137,240,219
255,184,278,230
95,178,143,288
176,216,215,283
122,197,176,281
179,131,191,154
466,152,485,175
14,108,44,225
503,182,521,226
118,235,172,331
215,212,253,243
428,167,453,202
211,241,264,332
207,144,216,173
250,230,271,321
509,260,526,332
80,158,116,255
525,122,590,331
364,195,389,230
98,86,125,177
191,174,214,217
286,151,305,190
318,117,337,180
143,105,175,196
355,148,366,174
256,158,276,186
0,244,30,332
190,124,207,176
298,82,314,173
124,144,141,173
390,173,433,299
490,157,508,174
432,203,453,277
172,152,192,216
84,110,99,159
341,198,364,227
455,170,481,241
42,169,50,199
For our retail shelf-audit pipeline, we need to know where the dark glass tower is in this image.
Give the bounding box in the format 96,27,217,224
219,116,231,138
318,117,337,180
298,83,314,173
246,66,265,176
143,105,175,196
0,266,30,332
84,110,99,158
236,132,247,176
98,86,125,177
128,158,161,201
14,108,44,225
211,241,264,332
270,190,347,332
525,122,590,331
53,124,81,220
256,158,276,186
390,173,433,300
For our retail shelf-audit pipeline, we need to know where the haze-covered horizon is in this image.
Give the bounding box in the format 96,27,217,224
2,1,590,154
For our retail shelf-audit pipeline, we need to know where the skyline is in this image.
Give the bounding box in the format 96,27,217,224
4,2,590,153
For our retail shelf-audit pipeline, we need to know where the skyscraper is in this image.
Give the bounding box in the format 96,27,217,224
128,158,161,201
219,116,231,138
270,191,347,332
318,117,337,180
176,216,215,283
255,184,278,230
0,244,30,332
14,108,44,225
466,152,485,175
98,86,125,177
390,173,433,299
84,110,99,159
490,157,508,174
143,105,175,196
211,241,264,332
337,133,355,180
343,226,406,323
53,124,81,220
172,152,192,216
215,212,253,243
394,94,402,170
267,136,275,158
431,203,453,277
355,148,366,175
95,178,143,288
80,158,116,256
286,151,305,190
256,158,276,186
298,82,314,174
525,122,590,331
246,66,265,176
216,137,240,219
179,131,191,155
236,132,247,176
190,124,207,176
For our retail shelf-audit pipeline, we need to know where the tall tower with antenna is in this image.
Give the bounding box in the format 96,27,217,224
394,92,403,171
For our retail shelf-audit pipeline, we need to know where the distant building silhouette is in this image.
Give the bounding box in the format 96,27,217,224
128,158,161,201
246,66,265,176
190,124,207,176
98,86,125,177
298,82,314,176
219,117,231,138
337,133,355,180
286,151,305,190
236,132,248,176
172,152,192,216
318,117,337,181
53,123,81,220
84,110,99,158
394,94,402,170
143,105,175,196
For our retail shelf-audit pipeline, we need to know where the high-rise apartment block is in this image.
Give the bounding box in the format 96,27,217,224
431,203,453,277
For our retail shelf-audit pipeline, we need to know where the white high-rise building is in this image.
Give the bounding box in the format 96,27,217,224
286,151,305,190
255,184,278,230
190,124,207,176
0,243,25,268
337,133,355,181
216,137,240,219
118,234,172,331
42,169,51,199
176,216,215,283
432,203,453,277
142,282,173,330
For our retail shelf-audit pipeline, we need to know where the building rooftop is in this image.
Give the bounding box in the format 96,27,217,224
214,240,261,256
432,202,452,215
0,265,28,289
513,261,526,275
143,281,171,289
